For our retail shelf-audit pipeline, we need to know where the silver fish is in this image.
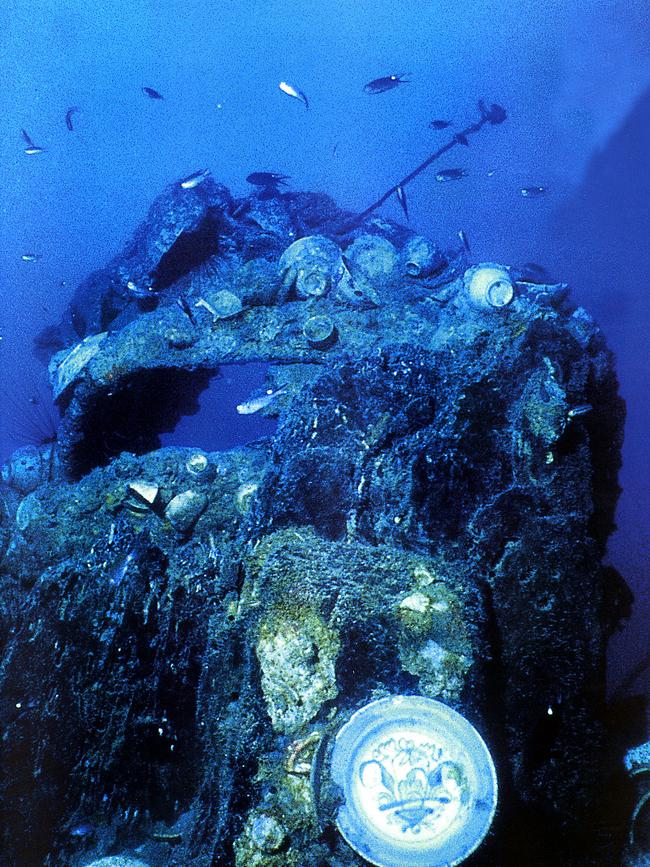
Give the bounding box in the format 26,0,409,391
21,253,39,262
396,185,409,220
279,80,309,110
236,386,287,415
21,128,45,154
180,168,210,189
567,404,592,419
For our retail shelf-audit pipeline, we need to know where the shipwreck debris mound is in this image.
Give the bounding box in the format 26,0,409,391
0,179,632,866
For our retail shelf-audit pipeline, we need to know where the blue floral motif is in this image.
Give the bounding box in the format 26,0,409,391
359,737,468,834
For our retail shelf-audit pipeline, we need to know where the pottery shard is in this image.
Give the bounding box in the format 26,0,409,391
128,481,159,505
50,332,108,399
164,490,207,531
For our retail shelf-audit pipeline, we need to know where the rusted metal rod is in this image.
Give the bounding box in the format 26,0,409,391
341,101,507,232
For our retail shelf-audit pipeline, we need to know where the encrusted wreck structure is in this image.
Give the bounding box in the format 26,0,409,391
0,177,633,865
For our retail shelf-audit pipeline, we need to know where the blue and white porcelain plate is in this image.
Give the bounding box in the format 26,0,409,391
331,696,497,866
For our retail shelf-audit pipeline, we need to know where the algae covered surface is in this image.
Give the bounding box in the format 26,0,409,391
0,181,631,865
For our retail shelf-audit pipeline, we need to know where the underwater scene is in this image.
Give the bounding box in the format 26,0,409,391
1,1,649,864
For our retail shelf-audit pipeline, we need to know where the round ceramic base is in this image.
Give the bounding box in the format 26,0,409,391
330,696,497,867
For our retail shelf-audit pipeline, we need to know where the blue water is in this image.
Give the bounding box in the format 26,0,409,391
1,0,649,703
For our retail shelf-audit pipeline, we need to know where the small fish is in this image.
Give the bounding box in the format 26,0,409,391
176,295,196,325
521,186,548,198
486,169,496,177
126,280,159,300
246,171,290,188
454,133,469,146
142,86,164,100
567,404,592,419
279,81,309,110
363,74,409,94
21,129,44,154
21,253,39,263
429,119,451,130
236,386,287,415
396,185,409,220
179,168,210,190
458,229,470,253
65,107,79,131
435,168,467,182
